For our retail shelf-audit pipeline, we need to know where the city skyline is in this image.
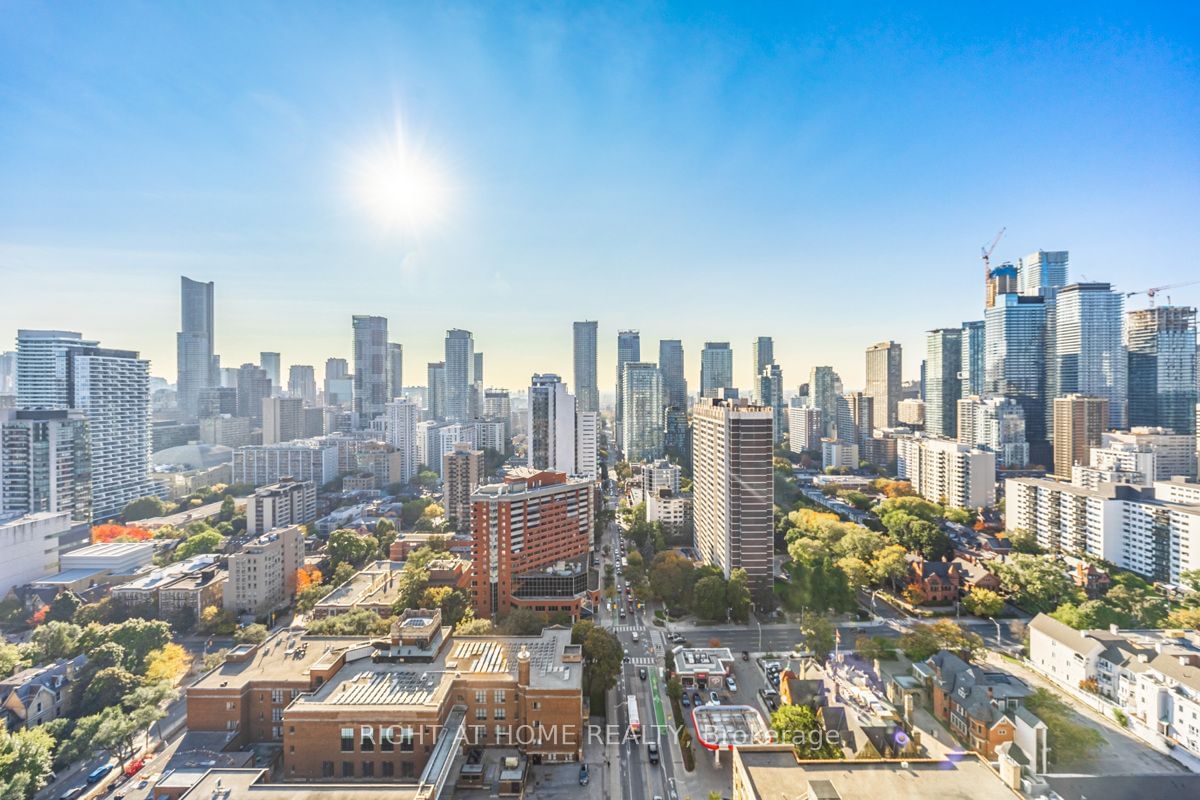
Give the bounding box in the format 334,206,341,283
3,4,1198,390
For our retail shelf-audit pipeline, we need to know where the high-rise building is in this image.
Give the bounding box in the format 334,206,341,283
426,362,446,420
691,397,773,601
843,392,874,448
615,330,641,449
387,342,404,402
865,341,902,429
70,347,158,520
235,363,271,424
527,374,576,474
925,328,963,438
16,330,98,408
1100,428,1197,481
808,366,842,439
0,408,91,522
224,525,305,615
443,443,485,531
471,352,484,419
0,351,16,397
443,329,475,422
757,363,784,444
985,293,1049,466
1053,283,1126,430
664,407,690,467
469,469,595,620
232,441,339,487
483,389,511,442
1126,306,1197,434
573,321,599,414
956,396,1028,468
896,434,996,509
196,386,237,417
1017,250,1069,297
259,352,281,396
323,358,352,407
699,342,734,399
786,406,823,453
575,411,599,479
352,315,389,424
246,478,317,536
985,263,1018,309
959,321,985,399
1053,395,1109,479
262,396,304,445
659,339,687,409
382,398,420,486
621,362,664,462
176,276,217,417
751,337,774,398
287,365,317,406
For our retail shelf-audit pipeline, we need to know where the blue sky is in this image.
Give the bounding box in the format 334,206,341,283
1,2,1197,393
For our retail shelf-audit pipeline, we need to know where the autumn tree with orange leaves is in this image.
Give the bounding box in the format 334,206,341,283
91,524,152,543
296,565,322,591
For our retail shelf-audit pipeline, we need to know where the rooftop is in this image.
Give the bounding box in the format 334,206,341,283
691,704,770,750
178,769,422,800
190,632,363,690
313,560,405,611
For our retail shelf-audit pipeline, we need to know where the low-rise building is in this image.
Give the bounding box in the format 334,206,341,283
919,650,1031,759
60,540,154,574
247,478,317,535
0,511,71,596
111,554,222,611
672,647,735,689
820,438,859,470
159,564,228,620
646,489,691,533
232,441,338,488
0,655,87,730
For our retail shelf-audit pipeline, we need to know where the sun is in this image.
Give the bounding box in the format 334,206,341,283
351,132,452,232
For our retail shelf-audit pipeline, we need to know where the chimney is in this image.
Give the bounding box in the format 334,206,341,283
517,645,531,686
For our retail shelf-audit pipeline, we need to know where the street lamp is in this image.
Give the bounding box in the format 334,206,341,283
750,602,763,653
990,617,1002,648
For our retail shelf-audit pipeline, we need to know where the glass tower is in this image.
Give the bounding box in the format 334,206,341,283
1126,306,1197,434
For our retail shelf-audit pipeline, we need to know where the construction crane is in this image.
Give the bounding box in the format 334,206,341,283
1125,281,1200,309
981,227,1006,278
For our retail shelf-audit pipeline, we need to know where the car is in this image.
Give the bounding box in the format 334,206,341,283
632,631,639,642
725,676,738,692
86,764,114,784
137,779,150,789
639,667,648,680
579,763,590,786
647,741,660,764
709,691,720,705
741,650,750,661
692,691,702,706
622,656,631,663
681,692,690,707
619,610,627,619
59,789,84,800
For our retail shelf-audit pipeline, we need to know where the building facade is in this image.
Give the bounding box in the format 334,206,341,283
699,342,734,399
925,328,963,438
865,340,902,429
897,435,996,509
247,478,317,535
527,374,576,475
1126,306,1197,434
443,443,485,531
572,321,599,414
620,363,664,462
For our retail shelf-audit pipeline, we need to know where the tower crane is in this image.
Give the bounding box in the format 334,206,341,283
1125,281,1200,309
981,227,1006,279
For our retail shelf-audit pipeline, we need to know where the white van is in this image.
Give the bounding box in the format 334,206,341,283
632,631,639,642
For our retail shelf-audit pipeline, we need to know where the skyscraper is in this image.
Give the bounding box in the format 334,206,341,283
236,363,271,424
1126,306,1197,434
575,411,599,479
865,341,902,429
0,407,91,522
384,397,420,485
1053,283,1127,430
16,330,98,408
443,443,485,531
1053,395,1109,478
176,276,216,416
573,321,599,414
621,362,664,461
959,321,985,399
757,363,784,444
287,365,317,406
956,396,1028,468
808,366,842,439
925,328,963,438
259,352,281,396
262,396,304,445
985,263,1018,308
691,396,773,602
426,361,446,420
615,330,641,450
323,358,352,407
751,337,774,397
986,293,1049,466
528,374,576,474
658,339,687,409
700,342,734,399
387,342,404,402
70,346,157,521
444,329,475,422
1017,250,1069,297
0,351,16,397
352,315,389,424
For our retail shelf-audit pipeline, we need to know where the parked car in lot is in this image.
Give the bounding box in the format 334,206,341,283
709,691,720,705
681,692,690,707
692,691,703,706
741,650,750,661
725,676,738,692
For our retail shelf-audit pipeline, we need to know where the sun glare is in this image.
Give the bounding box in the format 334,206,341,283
351,134,452,232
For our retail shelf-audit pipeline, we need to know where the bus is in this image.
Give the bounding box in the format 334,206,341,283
627,695,641,740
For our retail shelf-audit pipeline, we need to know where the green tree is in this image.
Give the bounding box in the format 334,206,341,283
1024,687,1105,765
727,569,751,623
394,565,430,612
44,591,82,624
27,621,82,662
692,575,728,621
961,587,1005,617
0,643,30,680
770,704,842,758
454,618,495,635
121,495,169,522
234,623,270,645
175,529,225,560
992,554,1077,612
90,642,127,670
497,609,547,636
61,707,141,768
900,620,985,662
0,726,55,800
648,551,695,606
218,495,236,522
800,614,836,661
579,625,622,695
306,610,390,636
420,586,471,628
80,618,173,674
295,583,334,614
1007,528,1043,555
327,529,379,570
79,666,141,717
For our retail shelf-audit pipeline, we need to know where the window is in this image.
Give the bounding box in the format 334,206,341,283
271,689,284,703
532,701,541,710
341,761,354,778
476,707,487,720
380,726,394,752
321,762,334,778
382,761,394,778
494,707,507,720
362,761,374,777
272,708,283,722
400,727,414,752
475,690,487,704
494,689,506,703
272,726,282,739
341,727,354,752
401,762,414,778
360,725,375,751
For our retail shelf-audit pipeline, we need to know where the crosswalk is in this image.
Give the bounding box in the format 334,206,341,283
624,656,657,666
609,624,648,633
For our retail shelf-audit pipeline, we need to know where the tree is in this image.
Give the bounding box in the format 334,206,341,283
870,544,909,589
121,495,169,522
800,614,836,661
455,618,495,636
79,618,173,675
90,641,127,670
27,621,82,662
327,529,379,570
727,569,751,622
233,624,270,645
79,666,141,717
648,551,695,605
143,643,192,685
1024,687,1105,765
306,610,390,636
1179,569,1200,594
218,495,236,522
198,605,236,635
835,556,872,591
44,591,82,624
63,707,141,768
1007,528,1043,555
770,704,842,758
420,587,471,628
900,620,984,662
295,565,322,592
666,677,683,703
0,643,30,680
579,626,622,695
692,576,728,621
91,524,152,543
329,561,357,588
992,554,1077,612
1167,607,1200,629
175,529,225,560
0,726,55,800
394,565,430,612
497,609,546,636
295,583,334,614
961,587,1005,617
854,635,896,662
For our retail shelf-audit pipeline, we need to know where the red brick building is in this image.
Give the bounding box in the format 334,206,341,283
469,469,596,620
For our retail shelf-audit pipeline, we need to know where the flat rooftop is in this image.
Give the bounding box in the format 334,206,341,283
691,704,770,750
314,560,405,611
178,769,421,800
735,750,1019,799
190,633,365,690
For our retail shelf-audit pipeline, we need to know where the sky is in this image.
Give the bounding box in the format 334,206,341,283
1,1,1198,395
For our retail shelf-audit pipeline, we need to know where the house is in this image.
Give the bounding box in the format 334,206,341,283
921,650,1032,759
0,655,87,730
780,660,825,709
908,556,963,604
1072,562,1111,599
953,556,1002,593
